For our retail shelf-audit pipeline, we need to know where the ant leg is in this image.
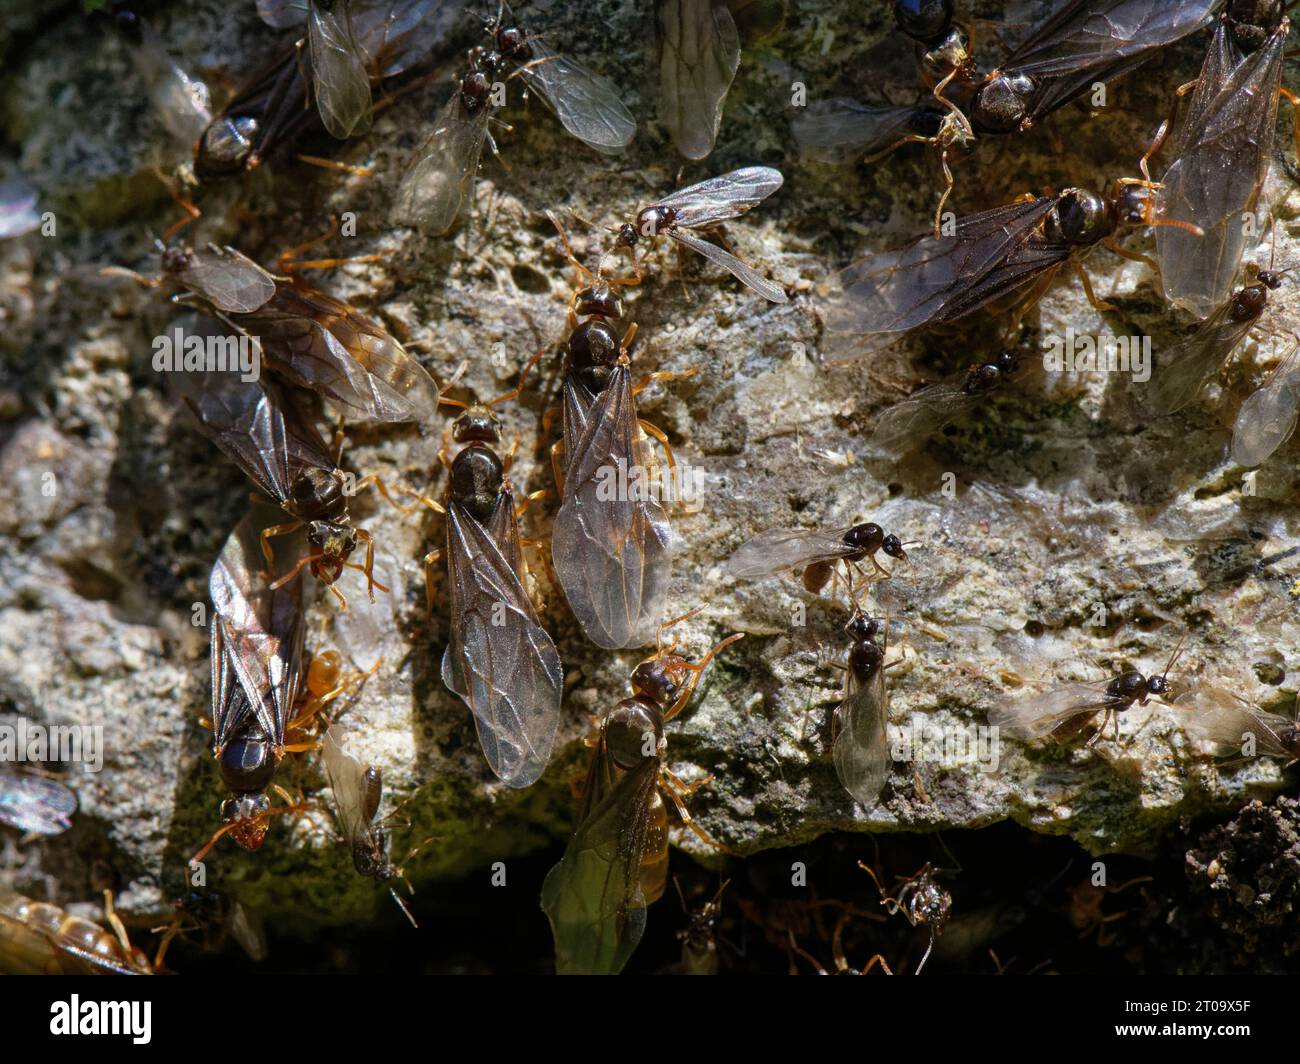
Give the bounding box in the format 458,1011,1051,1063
1074,261,1118,314
1104,238,1159,274
662,632,744,721
350,528,385,601
422,547,445,615
488,345,548,409
268,550,321,593
932,147,955,240
514,488,550,518
550,438,566,492
259,519,305,574
295,154,374,177
101,890,134,958
632,366,700,396
395,485,446,517
659,771,736,855
861,952,896,976
638,417,678,482
351,473,425,515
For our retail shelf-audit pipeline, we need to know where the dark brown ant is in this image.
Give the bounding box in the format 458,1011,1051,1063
859,860,952,974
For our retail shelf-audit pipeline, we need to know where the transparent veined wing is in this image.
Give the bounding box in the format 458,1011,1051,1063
823,195,1066,356
257,0,307,29
209,505,308,750
178,372,338,509
869,380,977,458
559,375,598,485
1184,686,1297,759
518,38,635,152
309,0,375,139
832,649,890,807
0,775,77,836
440,500,563,787
1231,348,1300,467
0,167,40,240
132,16,213,145
321,726,375,850
394,86,492,235
669,226,787,303
540,754,658,975
164,244,277,314
237,282,439,423
651,165,783,228
552,365,673,649
658,0,741,160
724,526,857,579
1001,0,1217,78
1156,22,1285,316
988,681,1119,739
353,0,446,78
1147,297,1255,416
792,99,942,164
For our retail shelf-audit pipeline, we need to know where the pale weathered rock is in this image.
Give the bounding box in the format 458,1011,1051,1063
1,1,1297,946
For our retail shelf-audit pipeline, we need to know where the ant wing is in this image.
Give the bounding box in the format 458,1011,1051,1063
725,526,858,580
823,195,1065,358
353,0,448,79
178,371,338,509
540,749,658,975
321,726,375,851
1147,295,1254,416
241,284,439,423
1156,22,1286,316
394,85,492,235
793,99,942,164
669,227,787,303
1184,685,1296,759
869,379,980,458
209,505,308,750
833,641,890,807
0,775,77,836
257,0,306,29
648,165,783,228
1231,348,1300,467
440,499,563,788
308,0,375,139
996,0,1217,123
552,364,673,649
658,0,740,161
170,244,276,314
518,38,636,152
989,681,1118,739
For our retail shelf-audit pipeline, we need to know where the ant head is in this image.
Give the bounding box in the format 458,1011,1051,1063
630,656,683,710
452,403,502,446
882,534,907,560
616,222,639,249
846,613,880,641
1146,674,1171,698
219,794,271,850
307,519,357,572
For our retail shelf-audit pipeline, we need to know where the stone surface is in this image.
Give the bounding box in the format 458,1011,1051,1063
1,0,1298,940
